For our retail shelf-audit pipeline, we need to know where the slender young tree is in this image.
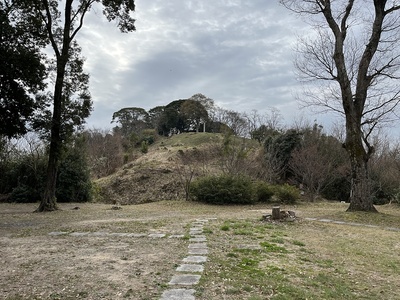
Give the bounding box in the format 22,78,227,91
281,0,400,211
32,0,136,211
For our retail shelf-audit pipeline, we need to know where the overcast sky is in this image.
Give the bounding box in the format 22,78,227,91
77,0,329,130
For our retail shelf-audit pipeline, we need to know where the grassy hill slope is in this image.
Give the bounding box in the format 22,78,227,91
94,132,229,205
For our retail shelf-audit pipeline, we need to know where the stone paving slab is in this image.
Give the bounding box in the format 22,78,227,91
48,231,68,236
90,232,109,236
69,232,89,237
346,222,364,227
169,234,185,239
176,264,204,272
195,219,209,223
190,227,203,231
386,227,400,232
305,217,400,232
127,233,148,237
188,243,208,249
108,232,129,237
188,248,208,255
169,275,201,285
189,237,206,242
148,233,166,238
183,256,207,263
189,231,203,236
49,232,184,238
190,234,205,238
364,224,379,228
319,219,333,223
160,289,195,300
331,221,346,225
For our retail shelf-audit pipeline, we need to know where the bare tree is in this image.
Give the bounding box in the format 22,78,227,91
281,0,400,211
175,147,213,200
291,144,326,200
263,143,286,182
213,108,248,136
85,129,125,178
244,108,283,138
290,126,348,201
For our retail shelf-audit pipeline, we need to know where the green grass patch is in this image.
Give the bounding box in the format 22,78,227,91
270,237,285,244
199,209,400,299
260,241,289,253
202,227,213,234
291,240,306,247
220,225,230,231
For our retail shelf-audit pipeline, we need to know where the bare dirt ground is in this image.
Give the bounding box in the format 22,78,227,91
0,202,198,300
0,200,260,300
1,201,400,300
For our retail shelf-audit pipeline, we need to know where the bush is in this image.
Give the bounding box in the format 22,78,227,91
190,174,256,204
10,185,41,203
255,181,274,203
140,141,149,154
56,139,92,203
274,184,300,204
140,129,157,146
7,155,47,203
371,187,392,205
321,176,350,202
3,135,92,203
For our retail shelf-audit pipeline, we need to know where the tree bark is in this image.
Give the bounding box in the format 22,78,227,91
280,0,400,211
272,206,281,220
36,147,59,212
347,158,376,212
35,62,65,212
344,116,377,212
36,0,71,212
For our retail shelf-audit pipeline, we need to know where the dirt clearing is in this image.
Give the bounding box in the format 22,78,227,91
1,201,400,300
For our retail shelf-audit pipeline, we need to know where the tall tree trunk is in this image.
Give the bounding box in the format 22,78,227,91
344,117,377,212
347,156,376,212
35,61,65,212
37,142,59,211
35,0,72,212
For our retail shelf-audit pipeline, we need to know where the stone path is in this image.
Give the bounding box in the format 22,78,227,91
160,219,211,300
47,215,399,300
48,221,212,299
304,217,400,232
48,231,185,238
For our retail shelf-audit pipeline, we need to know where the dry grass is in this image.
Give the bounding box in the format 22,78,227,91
1,201,400,299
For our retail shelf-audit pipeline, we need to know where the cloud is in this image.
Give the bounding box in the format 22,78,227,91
78,0,311,128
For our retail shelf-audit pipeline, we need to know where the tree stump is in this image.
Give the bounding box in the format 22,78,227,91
272,206,281,220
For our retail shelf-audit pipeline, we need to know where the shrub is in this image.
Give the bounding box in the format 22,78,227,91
274,184,300,204
7,155,47,203
141,129,157,145
190,174,256,204
3,135,92,203
255,181,274,203
56,142,92,203
10,185,41,203
140,141,149,154
321,176,350,202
